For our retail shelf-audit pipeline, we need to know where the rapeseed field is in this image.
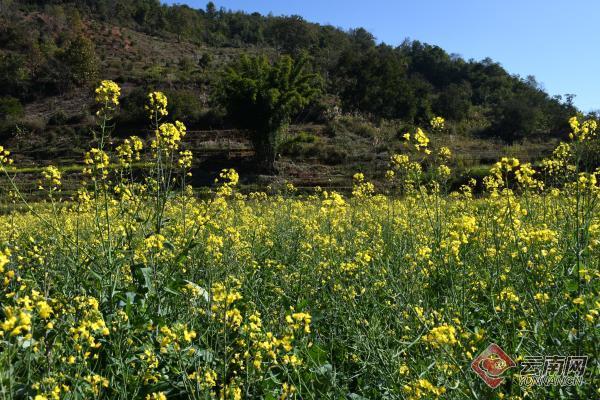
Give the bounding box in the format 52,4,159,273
0,82,598,399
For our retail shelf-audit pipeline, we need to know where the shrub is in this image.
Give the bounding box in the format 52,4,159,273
321,145,347,165
0,96,24,121
48,109,68,126
165,89,203,126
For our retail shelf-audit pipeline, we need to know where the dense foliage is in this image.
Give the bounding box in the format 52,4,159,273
0,0,579,142
0,83,598,399
219,54,321,171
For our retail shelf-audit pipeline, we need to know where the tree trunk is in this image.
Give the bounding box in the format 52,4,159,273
253,131,277,174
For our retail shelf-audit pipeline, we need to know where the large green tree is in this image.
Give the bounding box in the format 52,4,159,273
219,54,321,172
60,35,98,86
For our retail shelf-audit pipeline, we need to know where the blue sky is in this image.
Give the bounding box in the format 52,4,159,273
163,1,599,112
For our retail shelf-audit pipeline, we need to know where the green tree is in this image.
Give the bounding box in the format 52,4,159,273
0,96,23,121
165,4,203,42
0,53,30,98
206,1,216,17
219,54,321,172
487,95,544,142
435,82,472,120
60,35,98,86
266,15,316,55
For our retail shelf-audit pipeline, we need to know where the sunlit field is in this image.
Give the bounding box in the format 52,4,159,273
0,83,598,399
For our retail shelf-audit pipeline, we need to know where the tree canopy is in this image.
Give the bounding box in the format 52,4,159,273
219,54,321,170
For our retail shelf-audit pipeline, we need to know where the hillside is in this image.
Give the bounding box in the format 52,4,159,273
0,0,580,191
